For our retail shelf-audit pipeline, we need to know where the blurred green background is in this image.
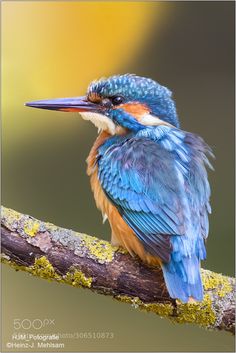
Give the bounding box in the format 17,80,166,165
2,1,235,352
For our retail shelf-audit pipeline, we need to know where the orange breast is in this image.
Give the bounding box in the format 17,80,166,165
86,131,160,266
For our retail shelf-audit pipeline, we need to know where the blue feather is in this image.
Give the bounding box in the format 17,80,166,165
97,125,212,302
162,253,203,302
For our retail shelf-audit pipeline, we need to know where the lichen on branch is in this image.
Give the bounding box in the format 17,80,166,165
1,206,235,334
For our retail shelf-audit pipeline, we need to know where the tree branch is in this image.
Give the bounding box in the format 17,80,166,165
1,206,235,334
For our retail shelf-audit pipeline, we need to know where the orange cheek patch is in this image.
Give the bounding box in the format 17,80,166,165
118,103,150,120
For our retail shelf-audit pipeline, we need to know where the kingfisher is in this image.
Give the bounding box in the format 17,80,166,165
26,74,213,303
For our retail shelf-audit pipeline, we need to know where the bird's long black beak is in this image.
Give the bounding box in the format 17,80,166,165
25,96,101,113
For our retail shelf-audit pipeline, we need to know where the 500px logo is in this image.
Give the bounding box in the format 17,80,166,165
13,319,55,330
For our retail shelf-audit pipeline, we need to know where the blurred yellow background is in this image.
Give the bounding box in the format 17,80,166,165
2,1,157,147
2,1,235,352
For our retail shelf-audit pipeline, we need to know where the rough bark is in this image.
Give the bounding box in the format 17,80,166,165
1,206,235,334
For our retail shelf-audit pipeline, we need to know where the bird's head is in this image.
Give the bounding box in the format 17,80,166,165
26,74,180,134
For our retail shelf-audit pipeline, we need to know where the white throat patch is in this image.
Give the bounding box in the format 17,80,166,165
140,113,173,128
80,112,116,135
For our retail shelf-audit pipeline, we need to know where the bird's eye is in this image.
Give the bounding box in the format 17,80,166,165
111,96,124,106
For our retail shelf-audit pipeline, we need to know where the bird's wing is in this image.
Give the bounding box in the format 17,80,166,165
97,126,212,263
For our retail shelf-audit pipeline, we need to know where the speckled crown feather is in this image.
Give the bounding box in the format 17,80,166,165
87,74,180,128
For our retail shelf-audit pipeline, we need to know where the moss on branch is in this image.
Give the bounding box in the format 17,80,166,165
1,206,235,334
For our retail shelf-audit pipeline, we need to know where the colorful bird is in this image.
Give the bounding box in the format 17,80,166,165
26,74,213,303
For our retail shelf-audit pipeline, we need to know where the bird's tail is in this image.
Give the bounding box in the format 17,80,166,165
161,254,203,303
